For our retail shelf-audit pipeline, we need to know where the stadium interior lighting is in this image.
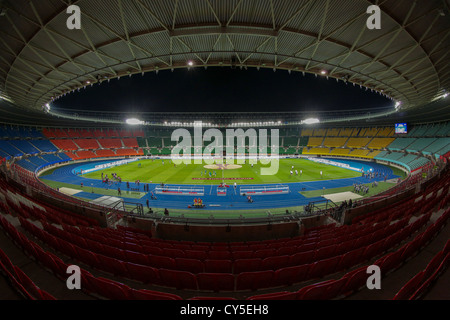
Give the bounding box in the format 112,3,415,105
45,103,51,111
320,70,327,75
395,101,402,110
126,118,144,125
187,60,194,66
302,118,320,125
0,94,12,103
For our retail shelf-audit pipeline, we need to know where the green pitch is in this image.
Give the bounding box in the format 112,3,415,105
81,158,361,184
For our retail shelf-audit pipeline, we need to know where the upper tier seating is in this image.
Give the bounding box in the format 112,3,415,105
405,138,437,153
122,138,139,148
98,139,123,149
30,140,59,153
367,138,396,150
323,138,348,148
0,141,25,157
95,149,116,157
0,126,43,139
51,139,79,151
307,137,324,147
346,138,371,148
74,139,100,150
387,138,417,151
8,141,40,155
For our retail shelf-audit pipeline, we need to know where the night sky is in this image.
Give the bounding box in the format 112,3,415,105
52,67,393,114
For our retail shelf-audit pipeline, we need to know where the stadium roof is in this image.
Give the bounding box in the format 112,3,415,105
0,0,449,117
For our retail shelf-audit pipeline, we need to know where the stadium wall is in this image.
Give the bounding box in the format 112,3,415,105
123,213,329,242
343,187,417,225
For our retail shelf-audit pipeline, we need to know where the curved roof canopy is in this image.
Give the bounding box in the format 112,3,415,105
0,0,449,113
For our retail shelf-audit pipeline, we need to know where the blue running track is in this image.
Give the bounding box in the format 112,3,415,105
41,158,400,211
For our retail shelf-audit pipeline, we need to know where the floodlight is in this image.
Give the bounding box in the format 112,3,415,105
126,118,143,125
303,118,320,125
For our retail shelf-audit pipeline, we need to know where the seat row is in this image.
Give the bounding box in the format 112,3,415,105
1,199,447,299
66,219,386,257
0,247,55,300
48,219,408,264
393,240,449,300
248,208,449,300
19,213,429,292
0,214,182,300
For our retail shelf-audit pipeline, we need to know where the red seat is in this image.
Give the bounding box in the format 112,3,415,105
175,258,205,274
13,266,42,299
142,245,163,256
335,240,356,255
148,255,176,269
252,248,276,259
124,250,150,266
208,250,232,260
38,289,56,300
247,291,298,300
233,258,261,274
163,248,185,259
190,296,237,300
400,237,422,262
159,269,198,290
322,277,348,300
297,242,316,253
45,252,68,279
273,264,310,287
185,250,208,260
276,246,297,256
96,254,128,277
85,238,105,255
340,267,369,296
129,288,182,300
0,248,15,274
75,247,100,269
288,250,315,266
378,249,404,275
260,255,290,271
231,251,253,260
393,271,425,300
102,245,125,260
362,240,385,261
336,247,365,271
317,238,335,248
307,256,341,280
204,259,233,273
35,247,60,276
197,273,235,292
423,251,445,280
297,279,336,300
313,245,336,261
84,274,131,299
235,270,275,291
125,262,159,284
